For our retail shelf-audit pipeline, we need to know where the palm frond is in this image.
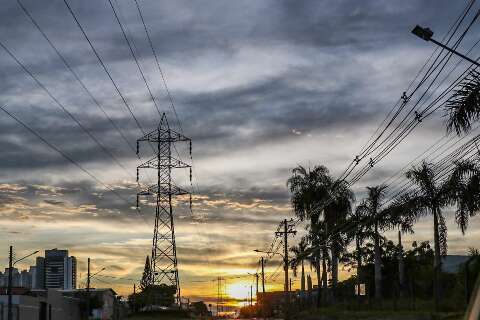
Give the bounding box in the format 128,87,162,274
445,70,480,135
406,161,436,198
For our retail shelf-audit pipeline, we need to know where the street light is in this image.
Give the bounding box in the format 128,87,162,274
8,247,39,320
91,267,106,278
253,249,284,258
411,25,480,67
86,258,106,319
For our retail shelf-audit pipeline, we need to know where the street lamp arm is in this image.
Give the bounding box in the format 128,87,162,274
13,250,39,266
253,249,284,258
91,267,106,278
411,25,480,67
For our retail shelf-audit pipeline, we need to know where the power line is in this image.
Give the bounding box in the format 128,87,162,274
16,0,136,154
106,0,161,117
133,0,184,134
0,104,132,207
62,0,148,137
0,40,135,181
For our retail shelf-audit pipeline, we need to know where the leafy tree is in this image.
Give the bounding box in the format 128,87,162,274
191,301,209,316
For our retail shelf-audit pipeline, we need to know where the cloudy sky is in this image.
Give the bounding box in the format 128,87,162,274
0,0,479,305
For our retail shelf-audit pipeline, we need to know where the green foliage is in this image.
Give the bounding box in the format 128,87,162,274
128,284,177,310
190,301,209,316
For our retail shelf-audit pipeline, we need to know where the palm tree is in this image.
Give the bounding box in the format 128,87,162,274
348,201,373,300
287,165,332,306
392,160,480,310
290,237,309,293
445,70,480,135
323,182,354,302
287,165,330,223
307,220,330,306
355,185,389,302
448,160,480,234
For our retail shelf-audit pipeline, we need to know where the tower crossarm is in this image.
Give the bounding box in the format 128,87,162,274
137,128,190,144
138,184,190,197
138,156,191,170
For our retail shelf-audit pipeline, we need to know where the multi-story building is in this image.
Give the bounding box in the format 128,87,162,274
43,249,77,290
20,270,30,288
63,256,77,290
1,267,21,287
44,249,67,289
35,257,45,289
29,266,37,289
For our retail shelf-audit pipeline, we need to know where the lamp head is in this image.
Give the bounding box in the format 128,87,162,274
412,25,434,41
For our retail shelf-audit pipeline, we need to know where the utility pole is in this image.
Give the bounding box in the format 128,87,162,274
276,219,296,319
6,247,37,320
261,257,265,293
255,273,259,298
136,113,192,305
217,277,220,316
86,257,90,320
7,246,13,320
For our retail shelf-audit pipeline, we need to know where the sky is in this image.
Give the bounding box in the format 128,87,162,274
0,0,479,307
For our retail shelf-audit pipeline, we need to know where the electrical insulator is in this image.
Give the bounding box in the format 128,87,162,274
401,91,409,104
414,111,422,123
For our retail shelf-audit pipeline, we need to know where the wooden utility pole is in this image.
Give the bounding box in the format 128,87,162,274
261,257,265,293
86,257,91,319
7,246,13,320
255,273,259,298
276,219,296,319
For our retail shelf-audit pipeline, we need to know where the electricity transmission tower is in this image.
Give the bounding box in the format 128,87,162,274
136,113,192,304
216,277,226,316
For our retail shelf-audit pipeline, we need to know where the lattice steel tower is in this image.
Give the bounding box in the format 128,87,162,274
136,113,192,303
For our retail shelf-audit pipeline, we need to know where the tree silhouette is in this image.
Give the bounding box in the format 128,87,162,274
391,160,480,310
140,255,152,291
290,237,308,292
355,185,389,302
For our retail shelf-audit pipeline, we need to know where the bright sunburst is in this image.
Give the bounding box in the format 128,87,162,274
226,282,251,300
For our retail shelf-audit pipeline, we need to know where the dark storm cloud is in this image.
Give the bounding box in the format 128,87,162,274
0,0,472,176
